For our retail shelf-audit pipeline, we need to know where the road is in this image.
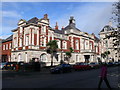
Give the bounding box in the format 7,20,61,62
1,66,120,89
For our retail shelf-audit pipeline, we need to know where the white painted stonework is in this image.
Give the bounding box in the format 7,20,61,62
10,14,118,66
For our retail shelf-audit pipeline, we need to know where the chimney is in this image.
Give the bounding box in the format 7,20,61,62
69,16,75,24
62,26,64,30
55,22,58,30
44,14,48,19
91,33,95,36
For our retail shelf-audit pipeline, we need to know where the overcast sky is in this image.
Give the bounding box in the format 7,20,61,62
0,1,114,39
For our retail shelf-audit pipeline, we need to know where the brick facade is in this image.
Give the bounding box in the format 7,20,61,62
1,14,102,65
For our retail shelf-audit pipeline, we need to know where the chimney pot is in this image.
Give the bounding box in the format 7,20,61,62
55,22,58,30
44,14,48,19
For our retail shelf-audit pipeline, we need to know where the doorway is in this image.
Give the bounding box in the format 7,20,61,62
84,55,90,63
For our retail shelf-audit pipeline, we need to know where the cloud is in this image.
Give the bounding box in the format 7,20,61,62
0,34,12,39
51,2,113,37
0,26,14,35
1,11,22,18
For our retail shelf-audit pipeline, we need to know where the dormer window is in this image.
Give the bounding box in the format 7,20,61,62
41,25,46,34
18,19,26,26
104,27,108,31
70,29,73,32
65,31,67,34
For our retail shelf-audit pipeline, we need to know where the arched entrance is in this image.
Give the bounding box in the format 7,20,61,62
40,53,47,62
84,55,90,63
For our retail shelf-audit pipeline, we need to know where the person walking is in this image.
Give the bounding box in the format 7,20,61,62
98,63,112,90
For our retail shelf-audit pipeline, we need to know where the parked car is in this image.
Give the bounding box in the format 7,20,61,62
0,62,7,70
50,64,72,74
114,62,119,66
4,62,17,70
88,62,100,69
73,62,91,71
107,62,114,67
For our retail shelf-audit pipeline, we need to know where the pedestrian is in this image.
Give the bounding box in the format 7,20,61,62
98,62,112,90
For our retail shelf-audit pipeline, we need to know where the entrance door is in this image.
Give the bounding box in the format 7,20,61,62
84,55,90,63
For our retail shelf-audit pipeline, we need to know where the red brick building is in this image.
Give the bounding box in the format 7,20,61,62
1,14,100,65
1,35,12,62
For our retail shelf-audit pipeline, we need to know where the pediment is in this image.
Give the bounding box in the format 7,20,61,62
18,19,26,25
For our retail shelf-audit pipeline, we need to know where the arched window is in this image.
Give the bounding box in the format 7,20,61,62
41,25,46,34
104,27,108,31
40,53,47,62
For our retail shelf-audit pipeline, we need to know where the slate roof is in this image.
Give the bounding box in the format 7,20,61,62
63,23,81,32
94,36,100,42
11,28,18,32
2,35,13,43
54,29,64,34
27,17,39,24
100,25,114,32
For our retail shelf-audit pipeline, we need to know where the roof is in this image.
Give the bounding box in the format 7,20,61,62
12,28,18,32
62,16,81,32
100,25,114,32
27,17,39,24
54,29,64,34
2,35,13,43
94,36,100,42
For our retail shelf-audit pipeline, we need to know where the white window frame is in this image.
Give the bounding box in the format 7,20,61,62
14,38,17,48
90,42,92,50
75,40,79,50
19,38,22,47
44,37,46,46
57,40,61,49
3,45,5,50
41,36,46,47
96,46,98,53
25,35,29,46
6,44,8,50
9,43,11,49
42,25,46,34
63,41,67,49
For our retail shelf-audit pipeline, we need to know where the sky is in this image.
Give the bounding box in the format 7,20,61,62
0,1,115,39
